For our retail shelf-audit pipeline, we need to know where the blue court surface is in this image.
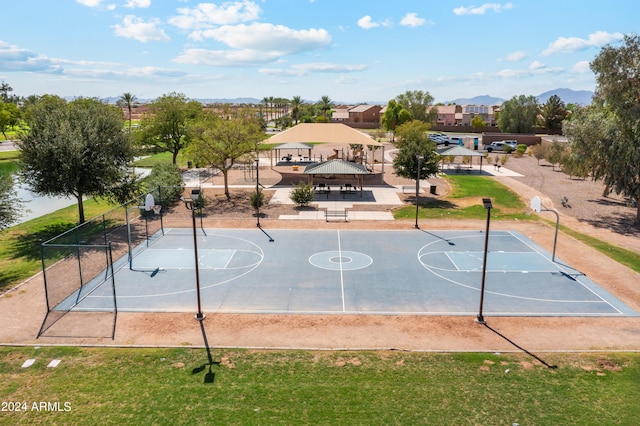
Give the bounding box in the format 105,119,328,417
59,228,638,317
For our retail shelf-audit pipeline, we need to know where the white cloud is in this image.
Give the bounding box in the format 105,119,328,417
76,0,103,7
400,13,425,27
529,60,545,70
260,62,367,76
543,31,623,55
357,15,391,29
113,15,170,43
453,3,513,16
192,23,331,53
174,48,283,67
572,60,591,73
357,16,378,29
496,65,562,79
169,1,261,30
503,50,526,62
124,0,151,8
0,40,61,73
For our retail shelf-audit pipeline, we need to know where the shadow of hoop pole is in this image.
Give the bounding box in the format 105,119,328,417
191,319,220,384
483,323,557,369
258,224,275,242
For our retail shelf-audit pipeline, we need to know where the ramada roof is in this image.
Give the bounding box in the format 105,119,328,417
265,123,382,146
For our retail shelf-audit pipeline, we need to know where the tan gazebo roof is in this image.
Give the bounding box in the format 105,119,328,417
265,123,382,146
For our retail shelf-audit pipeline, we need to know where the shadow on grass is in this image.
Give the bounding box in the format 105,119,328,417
10,222,79,262
483,323,557,369
191,319,220,384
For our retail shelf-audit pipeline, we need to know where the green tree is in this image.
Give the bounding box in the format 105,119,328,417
0,102,20,139
395,90,436,123
589,34,640,222
143,163,184,205
0,173,23,230
118,92,138,130
381,99,411,141
187,109,264,199
563,105,622,197
539,95,568,129
392,120,439,181
291,95,302,124
545,141,566,171
18,97,133,223
318,95,333,122
498,95,539,133
138,93,201,164
289,182,314,206
471,115,486,131
531,143,547,165
0,81,15,103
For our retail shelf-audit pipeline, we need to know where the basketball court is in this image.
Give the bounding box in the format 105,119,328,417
55,228,637,317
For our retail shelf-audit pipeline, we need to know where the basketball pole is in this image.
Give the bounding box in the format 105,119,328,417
182,196,205,321
476,198,492,325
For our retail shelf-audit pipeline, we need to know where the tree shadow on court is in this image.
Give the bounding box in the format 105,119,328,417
483,323,557,369
191,319,220,384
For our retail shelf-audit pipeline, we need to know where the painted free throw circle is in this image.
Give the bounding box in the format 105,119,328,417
309,251,373,271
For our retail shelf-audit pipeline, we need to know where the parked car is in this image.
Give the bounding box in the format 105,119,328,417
486,140,517,152
429,133,450,146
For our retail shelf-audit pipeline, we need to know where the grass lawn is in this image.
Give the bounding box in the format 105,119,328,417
132,151,190,168
0,347,638,425
0,198,119,291
394,175,530,220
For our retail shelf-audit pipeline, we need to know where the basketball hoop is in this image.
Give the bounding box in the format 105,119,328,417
152,205,162,215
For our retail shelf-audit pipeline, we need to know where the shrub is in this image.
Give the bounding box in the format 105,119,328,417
289,182,315,206
250,189,265,210
515,144,527,157
143,163,184,206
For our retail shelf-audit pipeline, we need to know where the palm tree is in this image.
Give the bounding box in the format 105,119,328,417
268,96,275,122
291,96,302,124
119,92,137,130
318,95,333,122
261,97,269,121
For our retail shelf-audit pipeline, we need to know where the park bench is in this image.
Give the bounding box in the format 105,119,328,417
402,183,436,195
325,210,348,222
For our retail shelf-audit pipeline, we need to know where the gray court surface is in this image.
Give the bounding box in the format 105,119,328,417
59,228,638,317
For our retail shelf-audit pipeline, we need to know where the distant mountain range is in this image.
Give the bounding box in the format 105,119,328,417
96,88,594,107
447,88,594,106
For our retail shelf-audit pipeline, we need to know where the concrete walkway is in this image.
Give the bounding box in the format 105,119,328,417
181,162,524,221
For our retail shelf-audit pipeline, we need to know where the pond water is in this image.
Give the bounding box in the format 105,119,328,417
2,160,151,226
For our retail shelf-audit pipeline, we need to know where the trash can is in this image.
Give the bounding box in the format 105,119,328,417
430,185,437,195
473,138,479,151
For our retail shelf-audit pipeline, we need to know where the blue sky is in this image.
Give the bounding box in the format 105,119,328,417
0,0,636,103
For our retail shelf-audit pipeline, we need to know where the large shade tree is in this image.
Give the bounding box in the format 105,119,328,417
392,120,440,181
566,34,640,222
381,99,411,141
138,92,201,164
539,95,568,129
18,96,133,223
395,90,436,123
187,109,264,199
498,95,539,133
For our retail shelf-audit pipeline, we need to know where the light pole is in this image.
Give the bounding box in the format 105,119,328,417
182,193,205,321
415,153,423,229
476,198,492,325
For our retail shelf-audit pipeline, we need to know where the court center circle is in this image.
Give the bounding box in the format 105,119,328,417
309,251,373,271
